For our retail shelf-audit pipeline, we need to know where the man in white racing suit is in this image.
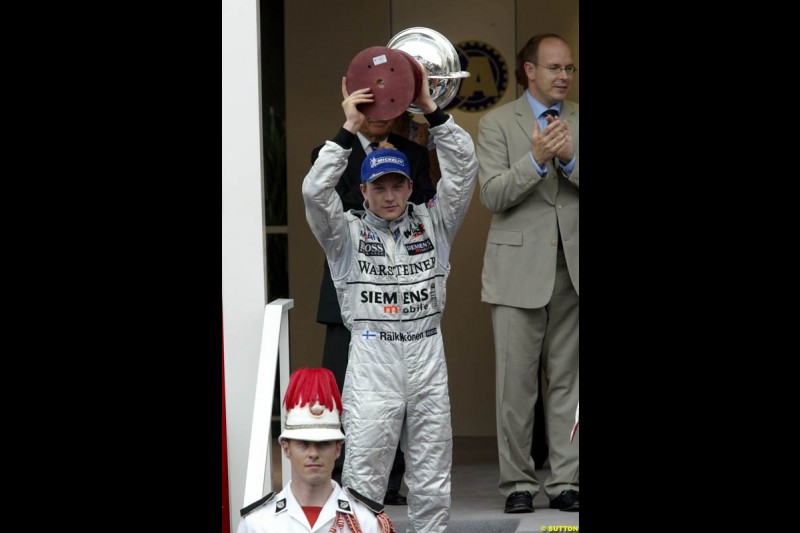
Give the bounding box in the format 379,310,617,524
302,73,478,533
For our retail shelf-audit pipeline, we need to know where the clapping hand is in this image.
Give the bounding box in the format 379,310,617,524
531,115,572,167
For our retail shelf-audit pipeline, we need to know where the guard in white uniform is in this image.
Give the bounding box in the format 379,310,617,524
237,367,395,533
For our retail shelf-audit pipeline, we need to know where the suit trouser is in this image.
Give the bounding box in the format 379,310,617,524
492,249,579,500
321,322,405,492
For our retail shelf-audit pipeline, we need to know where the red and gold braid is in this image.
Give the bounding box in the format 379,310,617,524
376,512,396,533
327,509,394,532
327,511,364,533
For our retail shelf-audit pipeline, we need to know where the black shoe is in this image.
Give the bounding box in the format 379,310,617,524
549,489,579,512
383,487,407,505
504,490,534,513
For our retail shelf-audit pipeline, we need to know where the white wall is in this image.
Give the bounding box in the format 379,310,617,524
222,0,266,530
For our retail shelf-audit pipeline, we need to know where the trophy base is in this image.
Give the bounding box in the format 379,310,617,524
346,46,418,121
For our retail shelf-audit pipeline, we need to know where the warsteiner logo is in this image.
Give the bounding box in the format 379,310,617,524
451,41,508,112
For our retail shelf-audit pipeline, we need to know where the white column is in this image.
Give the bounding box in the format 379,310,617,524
222,0,266,530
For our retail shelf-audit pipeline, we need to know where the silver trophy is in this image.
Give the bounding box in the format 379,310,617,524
346,27,470,120
386,27,470,114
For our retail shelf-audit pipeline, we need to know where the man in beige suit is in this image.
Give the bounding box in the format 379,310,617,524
477,33,579,514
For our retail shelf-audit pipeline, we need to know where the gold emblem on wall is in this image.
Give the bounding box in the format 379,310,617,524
451,41,509,112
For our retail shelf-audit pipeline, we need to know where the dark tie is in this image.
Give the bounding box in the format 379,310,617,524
542,109,562,249
368,142,380,152
541,108,559,120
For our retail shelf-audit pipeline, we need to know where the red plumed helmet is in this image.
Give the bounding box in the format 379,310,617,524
279,367,345,442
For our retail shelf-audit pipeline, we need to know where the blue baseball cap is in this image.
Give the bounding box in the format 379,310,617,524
361,148,411,183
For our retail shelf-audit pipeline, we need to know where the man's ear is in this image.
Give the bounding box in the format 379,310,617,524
335,441,343,459
281,440,290,458
524,61,535,81
360,184,367,197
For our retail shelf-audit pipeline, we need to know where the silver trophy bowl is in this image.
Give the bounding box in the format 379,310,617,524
387,27,470,114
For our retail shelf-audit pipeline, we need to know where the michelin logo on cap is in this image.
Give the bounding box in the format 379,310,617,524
361,148,411,183
370,155,405,168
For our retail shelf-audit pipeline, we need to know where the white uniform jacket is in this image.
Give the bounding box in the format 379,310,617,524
237,480,391,533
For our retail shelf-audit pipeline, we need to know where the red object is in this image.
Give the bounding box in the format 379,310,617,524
346,46,418,120
396,49,423,98
283,367,342,411
302,506,323,527
222,320,231,533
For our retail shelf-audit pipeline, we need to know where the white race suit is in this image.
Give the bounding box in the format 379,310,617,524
302,109,478,533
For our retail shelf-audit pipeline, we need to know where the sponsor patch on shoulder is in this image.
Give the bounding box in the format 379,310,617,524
359,240,386,256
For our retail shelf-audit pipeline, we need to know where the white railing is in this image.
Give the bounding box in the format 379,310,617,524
243,298,293,505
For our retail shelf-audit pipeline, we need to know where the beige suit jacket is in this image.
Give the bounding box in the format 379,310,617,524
477,94,579,308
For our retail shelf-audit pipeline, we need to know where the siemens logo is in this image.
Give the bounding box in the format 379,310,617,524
405,239,434,255
361,289,429,305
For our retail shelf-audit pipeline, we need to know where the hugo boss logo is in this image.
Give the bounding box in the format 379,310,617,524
358,240,386,256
